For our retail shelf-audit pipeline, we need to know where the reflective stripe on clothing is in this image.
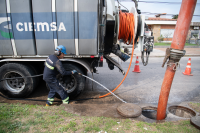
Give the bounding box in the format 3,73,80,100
47,98,54,105
45,62,54,70
48,98,54,101
62,97,69,104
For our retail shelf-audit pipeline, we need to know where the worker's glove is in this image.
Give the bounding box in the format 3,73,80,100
72,70,77,74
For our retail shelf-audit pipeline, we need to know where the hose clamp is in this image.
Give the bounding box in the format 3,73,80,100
162,48,186,68
167,62,180,71
170,49,186,61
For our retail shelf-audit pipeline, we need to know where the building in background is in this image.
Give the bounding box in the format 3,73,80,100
189,22,200,44
146,14,200,44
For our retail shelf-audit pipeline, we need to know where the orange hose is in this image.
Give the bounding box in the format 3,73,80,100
156,0,197,120
99,11,135,98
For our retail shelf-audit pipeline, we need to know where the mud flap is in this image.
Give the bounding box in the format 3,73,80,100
104,54,125,75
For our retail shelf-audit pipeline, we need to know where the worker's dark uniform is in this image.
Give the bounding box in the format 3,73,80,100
43,54,72,105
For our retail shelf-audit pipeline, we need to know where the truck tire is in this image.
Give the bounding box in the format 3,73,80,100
46,63,85,99
25,63,41,88
0,63,37,98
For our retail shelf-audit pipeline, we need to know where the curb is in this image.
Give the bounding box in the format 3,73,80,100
109,55,200,58
154,46,200,48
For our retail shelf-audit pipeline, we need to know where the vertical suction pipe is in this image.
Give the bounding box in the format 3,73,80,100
156,0,197,120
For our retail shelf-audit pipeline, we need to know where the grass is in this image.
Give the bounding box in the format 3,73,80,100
154,42,199,46
0,103,199,133
188,102,200,113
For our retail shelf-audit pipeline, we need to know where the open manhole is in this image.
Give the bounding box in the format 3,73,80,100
168,106,196,118
142,106,166,120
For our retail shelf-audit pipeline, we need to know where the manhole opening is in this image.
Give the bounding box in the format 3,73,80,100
142,106,166,120
168,106,196,118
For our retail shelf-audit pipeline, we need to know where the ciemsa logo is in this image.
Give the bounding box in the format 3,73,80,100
0,17,13,39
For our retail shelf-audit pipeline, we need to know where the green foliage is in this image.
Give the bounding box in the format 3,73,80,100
193,34,198,38
172,14,178,19
157,35,164,42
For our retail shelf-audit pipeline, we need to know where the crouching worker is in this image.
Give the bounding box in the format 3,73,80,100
43,45,77,106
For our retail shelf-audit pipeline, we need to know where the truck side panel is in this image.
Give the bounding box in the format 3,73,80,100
78,0,98,55
0,0,13,56
32,0,55,55
10,0,36,55
0,0,99,57
56,0,75,55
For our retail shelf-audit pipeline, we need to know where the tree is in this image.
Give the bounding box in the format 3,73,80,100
172,14,178,19
157,35,164,42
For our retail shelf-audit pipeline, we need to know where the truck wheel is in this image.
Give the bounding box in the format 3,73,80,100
0,63,36,98
25,63,41,88
46,63,85,99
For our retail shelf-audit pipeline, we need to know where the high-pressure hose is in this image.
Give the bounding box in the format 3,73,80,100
79,73,126,103
99,10,135,98
0,73,126,103
0,74,43,82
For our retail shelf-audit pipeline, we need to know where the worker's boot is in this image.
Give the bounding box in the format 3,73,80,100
46,98,54,106
62,97,69,104
46,104,51,106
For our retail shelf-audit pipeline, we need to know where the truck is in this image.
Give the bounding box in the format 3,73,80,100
0,0,154,98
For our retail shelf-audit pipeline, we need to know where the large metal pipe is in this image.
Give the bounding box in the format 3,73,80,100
156,0,197,120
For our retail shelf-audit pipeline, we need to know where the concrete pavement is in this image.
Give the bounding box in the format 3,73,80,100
79,57,200,104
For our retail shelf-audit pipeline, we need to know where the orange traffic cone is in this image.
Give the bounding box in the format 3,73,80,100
132,56,141,73
182,58,193,76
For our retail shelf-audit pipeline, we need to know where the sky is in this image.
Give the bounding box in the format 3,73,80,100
116,0,200,22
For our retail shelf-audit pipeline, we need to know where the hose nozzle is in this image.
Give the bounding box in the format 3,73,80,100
112,44,130,62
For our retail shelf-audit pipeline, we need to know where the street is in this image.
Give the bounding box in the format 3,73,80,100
0,55,199,106
83,56,200,104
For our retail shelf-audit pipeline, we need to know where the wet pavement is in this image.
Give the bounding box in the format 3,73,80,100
81,56,200,105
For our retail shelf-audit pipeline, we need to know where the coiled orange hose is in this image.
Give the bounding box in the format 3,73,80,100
99,11,135,98
118,11,135,44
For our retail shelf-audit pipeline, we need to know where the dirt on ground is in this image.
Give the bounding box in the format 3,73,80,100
0,80,200,119
0,81,127,118
0,80,121,108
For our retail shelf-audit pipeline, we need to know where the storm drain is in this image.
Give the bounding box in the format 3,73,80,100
142,106,167,120
168,105,196,118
